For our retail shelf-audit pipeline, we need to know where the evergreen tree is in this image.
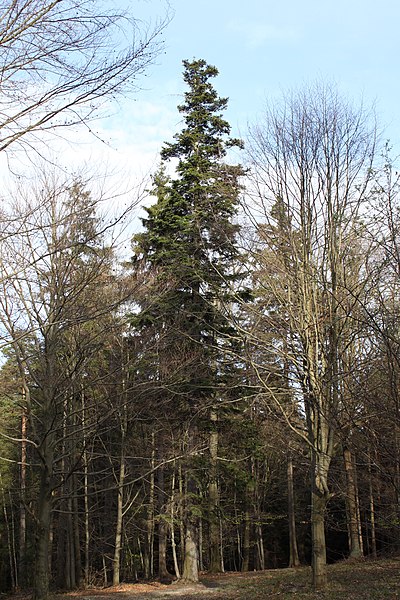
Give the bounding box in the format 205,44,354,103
132,58,245,580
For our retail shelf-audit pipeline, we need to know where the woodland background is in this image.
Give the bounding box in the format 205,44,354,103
0,2,399,600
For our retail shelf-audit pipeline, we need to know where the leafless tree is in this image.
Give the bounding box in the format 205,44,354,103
0,0,168,156
0,171,137,599
245,82,376,589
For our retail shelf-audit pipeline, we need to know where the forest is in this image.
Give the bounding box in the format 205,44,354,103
0,2,400,600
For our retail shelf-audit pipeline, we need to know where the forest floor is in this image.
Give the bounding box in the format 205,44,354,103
4,557,400,600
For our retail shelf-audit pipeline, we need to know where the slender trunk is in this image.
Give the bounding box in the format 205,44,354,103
72,476,81,585
178,463,185,573
219,517,224,572
255,524,265,570
67,497,76,589
208,408,222,572
57,399,69,589
241,479,251,572
144,432,155,579
158,462,171,582
112,455,125,585
198,515,204,571
19,389,28,587
368,450,377,558
9,490,18,590
182,474,199,583
1,473,16,591
82,392,90,587
170,469,180,579
343,447,363,558
287,455,300,567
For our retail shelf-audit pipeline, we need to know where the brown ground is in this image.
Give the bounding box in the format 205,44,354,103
4,557,400,600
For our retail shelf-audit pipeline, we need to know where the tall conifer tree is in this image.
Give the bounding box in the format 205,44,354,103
132,58,244,580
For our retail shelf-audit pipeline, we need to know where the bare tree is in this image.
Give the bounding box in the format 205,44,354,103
245,82,376,589
0,172,135,599
0,0,167,155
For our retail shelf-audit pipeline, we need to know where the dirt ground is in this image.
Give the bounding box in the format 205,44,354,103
4,558,400,600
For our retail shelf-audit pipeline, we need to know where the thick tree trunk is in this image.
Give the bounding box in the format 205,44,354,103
33,466,53,600
182,520,199,582
310,446,331,592
287,455,300,567
311,488,328,590
182,475,199,583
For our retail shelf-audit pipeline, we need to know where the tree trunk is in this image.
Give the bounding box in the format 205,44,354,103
112,456,125,586
368,449,377,558
182,520,199,582
170,468,180,579
255,524,265,570
343,447,363,558
144,432,155,579
73,491,81,586
82,392,90,588
311,475,328,590
208,408,223,573
19,392,28,588
33,465,53,600
287,455,300,567
182,475,199,583
158,463,171,582
241,479,252,572
67,497,76,589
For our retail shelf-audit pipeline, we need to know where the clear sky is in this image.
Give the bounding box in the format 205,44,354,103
4,0,399,194
95,0,400,182
150,0,400,138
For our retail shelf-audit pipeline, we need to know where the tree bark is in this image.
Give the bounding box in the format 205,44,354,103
33,463,53,600
241,478,252,572
182,520,199,582
19,392,28,587
343,447,363,558
311,451,330,591
112,455,125,586
208,408,223,573
144,432,155,579
287,455,300,567
158,462,172,582
182,475,199,583
170,468,181,579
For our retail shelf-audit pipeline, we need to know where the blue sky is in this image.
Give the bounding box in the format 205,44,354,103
130,0,400,148
82,0,399,190
5,0,397,193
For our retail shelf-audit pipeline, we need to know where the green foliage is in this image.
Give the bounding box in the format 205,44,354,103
131,58,245,408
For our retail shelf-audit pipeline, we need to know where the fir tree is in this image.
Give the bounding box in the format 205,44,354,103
132,58,245,580
133,58,244,385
